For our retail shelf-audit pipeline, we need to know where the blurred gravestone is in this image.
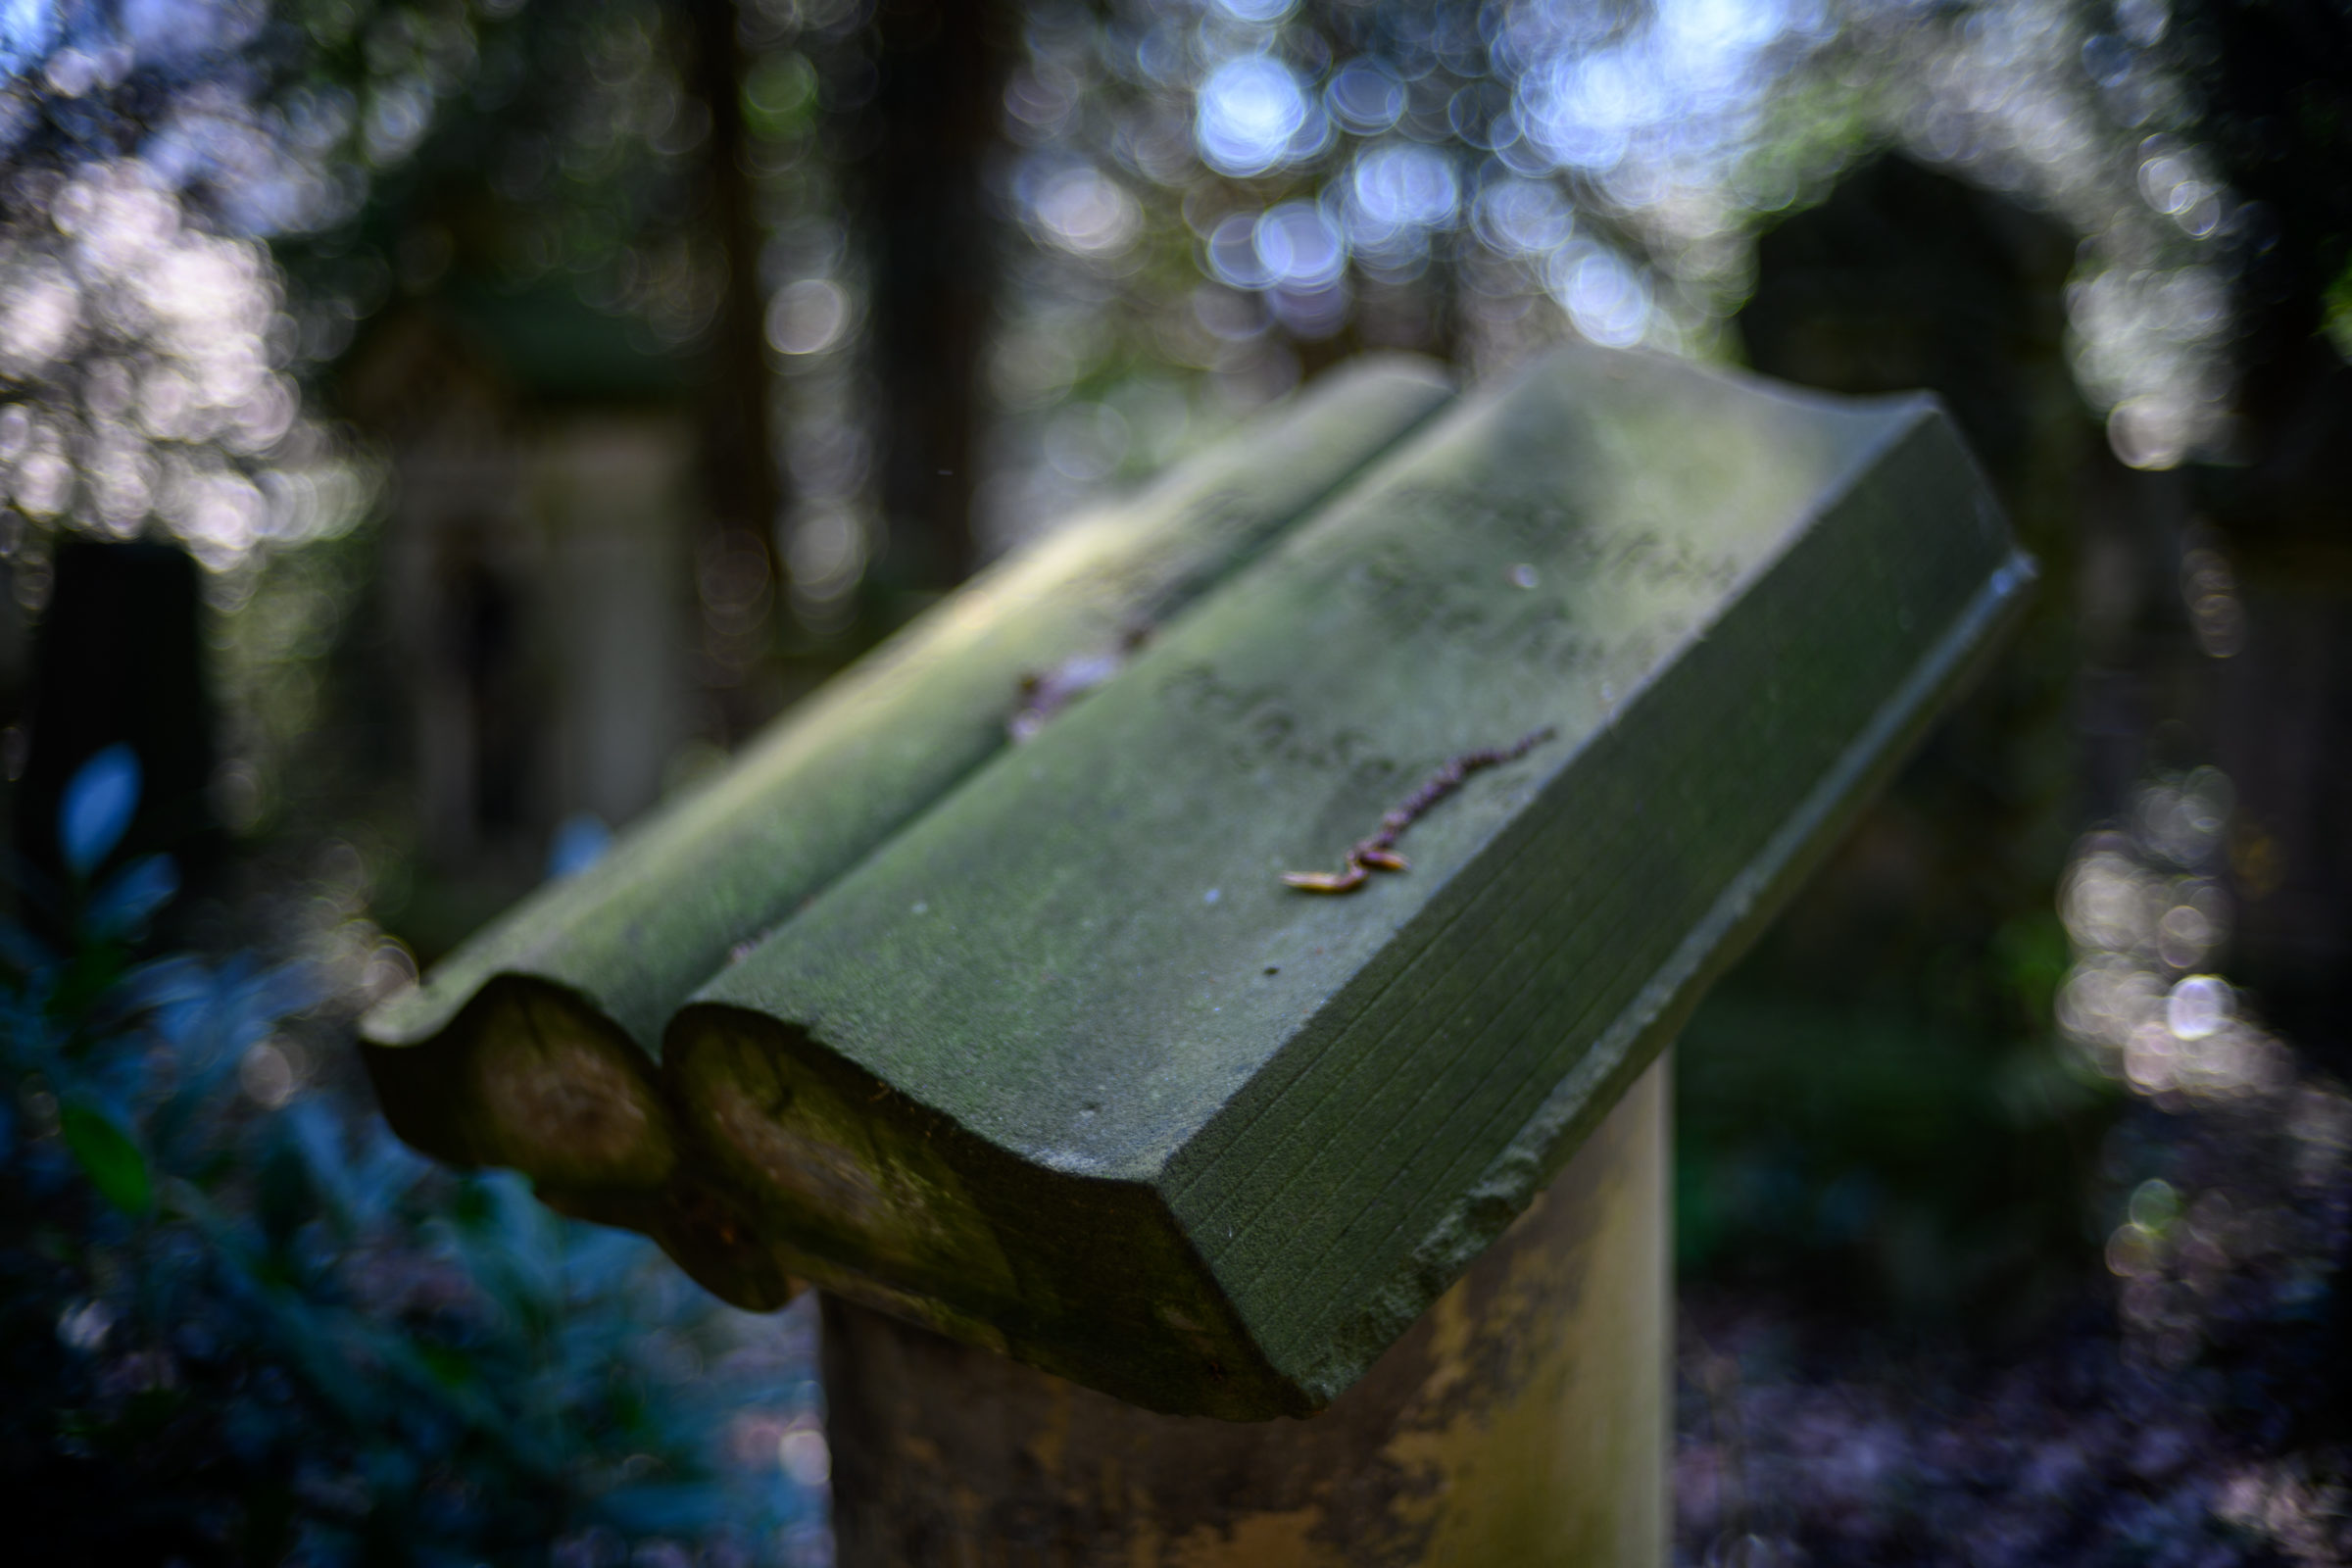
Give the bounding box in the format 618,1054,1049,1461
343,288,706,949
1740,156,2081,508
1702,155,2108,1318
15,539,219,923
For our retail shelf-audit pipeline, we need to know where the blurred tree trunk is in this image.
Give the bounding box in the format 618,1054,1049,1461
2165,0,2352,1063
685,0,788,727
844,0,1011,593
686,0,782,542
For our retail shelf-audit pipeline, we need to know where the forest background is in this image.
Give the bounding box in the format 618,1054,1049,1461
1,0,2349,1561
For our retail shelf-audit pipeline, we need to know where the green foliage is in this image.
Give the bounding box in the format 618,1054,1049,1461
0,752,825,1565
1676,985,2111,1329
57,1101,152,1217
2327,258,2352,363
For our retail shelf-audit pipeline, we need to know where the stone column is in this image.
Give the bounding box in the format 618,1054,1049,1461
822,1054,1671,1568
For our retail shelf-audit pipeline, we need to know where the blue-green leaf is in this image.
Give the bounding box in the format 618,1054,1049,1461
60,1099,152,1215
83,853,178,941
59,745,141,879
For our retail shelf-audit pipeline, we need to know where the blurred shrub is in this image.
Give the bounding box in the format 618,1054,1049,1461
1677,909,2112,1331
1,750,824,1565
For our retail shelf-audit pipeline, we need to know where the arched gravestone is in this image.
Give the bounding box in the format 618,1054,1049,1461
365,343,2029,1558
1740,155,2080,507
1709,159,2110,1320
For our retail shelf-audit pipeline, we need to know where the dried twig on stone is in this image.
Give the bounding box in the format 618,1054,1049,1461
1283,727,1555,894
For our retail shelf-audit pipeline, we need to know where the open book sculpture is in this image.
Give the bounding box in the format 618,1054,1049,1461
365,344,2031,1420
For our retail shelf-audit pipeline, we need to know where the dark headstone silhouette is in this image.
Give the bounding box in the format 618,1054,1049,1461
1722,155,2108,1322
1737,155,2089,989
1741,157,2079,508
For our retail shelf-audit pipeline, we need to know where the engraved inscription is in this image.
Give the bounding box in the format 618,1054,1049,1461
1078,487,1271,621
1347,551,1581,671
1346,547,1677,680
1329,483,1740,680
1379,483,1749,595
1160,662,1400,784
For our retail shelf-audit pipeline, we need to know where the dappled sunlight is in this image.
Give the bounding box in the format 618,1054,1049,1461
0,159,364,573
2056,774,2296,1108
981,0,2259,556
0,0,2344,1560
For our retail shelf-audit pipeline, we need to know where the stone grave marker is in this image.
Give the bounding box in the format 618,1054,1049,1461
365,341,2031,1562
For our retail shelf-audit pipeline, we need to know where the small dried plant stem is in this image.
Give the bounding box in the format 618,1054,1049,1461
1283,727,1556,894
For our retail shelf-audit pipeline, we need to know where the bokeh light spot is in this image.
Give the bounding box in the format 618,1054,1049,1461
1196,55,1317,177
765,278,849,358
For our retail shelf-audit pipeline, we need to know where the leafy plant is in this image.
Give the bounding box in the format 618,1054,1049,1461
1,749,827,1566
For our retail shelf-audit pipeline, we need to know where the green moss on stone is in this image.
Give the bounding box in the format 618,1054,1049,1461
668,342,2033,1415
360,359,1455,1189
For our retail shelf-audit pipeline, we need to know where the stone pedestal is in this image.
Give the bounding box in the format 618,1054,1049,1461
822,1056,1670,1567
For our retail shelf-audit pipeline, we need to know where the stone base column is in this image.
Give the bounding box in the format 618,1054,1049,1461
822,1054,1671,1567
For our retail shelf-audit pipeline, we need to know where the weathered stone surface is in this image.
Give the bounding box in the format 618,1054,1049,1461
666,341,2034,1415
359,359,1454,1220
822,1057,1668,1566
